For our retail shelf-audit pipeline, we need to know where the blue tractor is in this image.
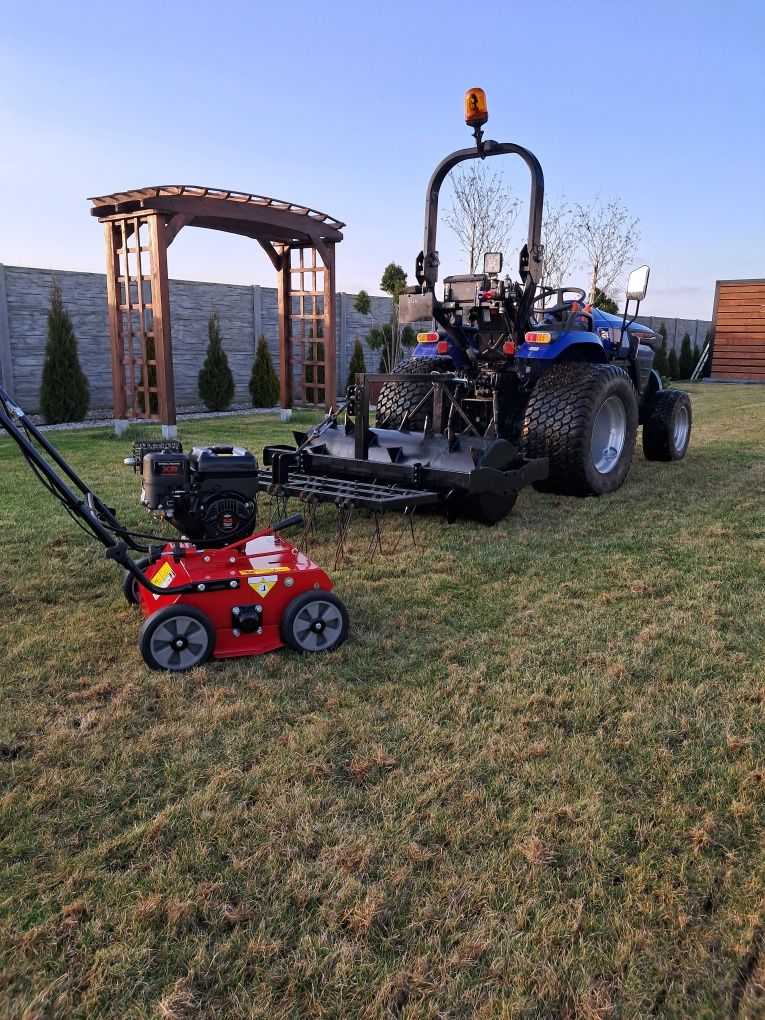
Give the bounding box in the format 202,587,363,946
378,88,691,502
263,88,691,525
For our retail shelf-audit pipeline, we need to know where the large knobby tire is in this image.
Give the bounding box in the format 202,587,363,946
281,591,349,653
642,389,692,461
521,362,639,496
139,605,216,672
375,356,453,431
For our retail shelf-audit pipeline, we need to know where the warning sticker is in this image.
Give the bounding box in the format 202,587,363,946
247,574,278,597
151,561,176,600
239,566,291,576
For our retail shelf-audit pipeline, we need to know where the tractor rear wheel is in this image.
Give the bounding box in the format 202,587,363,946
375,356,452,431
642,389,692,460
521,362,639,496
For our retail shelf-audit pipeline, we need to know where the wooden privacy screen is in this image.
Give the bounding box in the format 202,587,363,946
278,245,336,410
103,214,173,422
710,279,765,382
91,187,344,426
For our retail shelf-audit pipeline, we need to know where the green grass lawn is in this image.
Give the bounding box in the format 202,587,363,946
1,384,764,1018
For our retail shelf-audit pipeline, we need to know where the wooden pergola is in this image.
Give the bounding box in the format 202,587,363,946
90,186,344,433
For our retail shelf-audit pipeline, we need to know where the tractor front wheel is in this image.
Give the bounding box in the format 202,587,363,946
521,363,639,496
642,389,692,461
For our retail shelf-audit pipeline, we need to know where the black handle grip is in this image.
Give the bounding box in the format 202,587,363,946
271,513,303,533
209,445,234,454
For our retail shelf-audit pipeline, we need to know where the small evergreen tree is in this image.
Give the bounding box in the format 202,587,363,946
593,288,619,314
198,308,234,412
667,347,679,380
249,334,279,407
380,263,407,302
39,278,89,423
692,341,701,373
367,322,415,372
678,332,694,379
353,290,371,316
653,322,669,376
346,337,367,390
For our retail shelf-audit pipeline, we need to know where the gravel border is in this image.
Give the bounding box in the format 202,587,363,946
9,404,283,433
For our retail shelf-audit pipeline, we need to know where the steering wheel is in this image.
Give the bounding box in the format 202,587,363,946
533,286,587,315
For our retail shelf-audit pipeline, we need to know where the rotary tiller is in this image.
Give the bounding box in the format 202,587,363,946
0,385,349,672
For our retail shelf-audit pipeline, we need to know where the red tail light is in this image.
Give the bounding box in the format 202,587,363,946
436,340,449,355
502,340,516,355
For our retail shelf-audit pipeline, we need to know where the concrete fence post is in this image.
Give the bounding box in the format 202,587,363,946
337,292,348,393
0,265,15,397
253,284,262,346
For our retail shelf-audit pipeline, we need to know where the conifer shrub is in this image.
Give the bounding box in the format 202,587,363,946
39,278,90,423
667,347,679,380
249,334,279,407
346,338,367,390
678,332,694,379
198,308,234,412
653,322,669,376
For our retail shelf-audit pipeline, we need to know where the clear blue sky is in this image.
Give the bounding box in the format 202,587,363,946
1,0,763,319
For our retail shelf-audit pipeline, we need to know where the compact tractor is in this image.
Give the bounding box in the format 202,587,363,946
263,88,691,524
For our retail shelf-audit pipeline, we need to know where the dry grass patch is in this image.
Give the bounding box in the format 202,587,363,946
1,385,765,1016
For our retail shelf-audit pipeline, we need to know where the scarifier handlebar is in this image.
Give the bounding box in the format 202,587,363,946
0,385,302,598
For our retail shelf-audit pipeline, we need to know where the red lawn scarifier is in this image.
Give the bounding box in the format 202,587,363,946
0,385,348,672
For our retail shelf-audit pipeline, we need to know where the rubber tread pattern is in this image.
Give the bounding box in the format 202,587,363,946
641,389,692,461
375,356,453,430
521,362,638,496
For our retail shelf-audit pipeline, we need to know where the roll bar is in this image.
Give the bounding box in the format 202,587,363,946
419,138,545,291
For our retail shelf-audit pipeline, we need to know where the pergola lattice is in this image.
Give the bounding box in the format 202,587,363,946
90,186,344,431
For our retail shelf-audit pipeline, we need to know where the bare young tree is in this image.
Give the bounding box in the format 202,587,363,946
572,196,640,303
444,164,521,273
540,192,579,292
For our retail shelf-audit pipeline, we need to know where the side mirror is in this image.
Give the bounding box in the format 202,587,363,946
626,265,650,302
483,252,503,275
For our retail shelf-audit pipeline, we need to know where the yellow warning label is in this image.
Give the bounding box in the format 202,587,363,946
239,566,290,576
247,575,278,597
151,561,176,600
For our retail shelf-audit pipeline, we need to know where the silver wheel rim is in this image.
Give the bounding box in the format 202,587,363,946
149,615,209,670
292,599,344,651
674,405,689,451
591,395,627,474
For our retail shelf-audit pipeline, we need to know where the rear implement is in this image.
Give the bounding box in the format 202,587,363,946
262,372,548,524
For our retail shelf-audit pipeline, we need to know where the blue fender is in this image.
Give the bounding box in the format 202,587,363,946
412,334,465,365
515,329,608,363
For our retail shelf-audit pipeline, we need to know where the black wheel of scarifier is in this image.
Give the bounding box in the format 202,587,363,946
375,356,453,431
451,438,520,524
641,389,692,461
521,362,639,496
122,556,151,606
139,605,216,672
281,591,349,653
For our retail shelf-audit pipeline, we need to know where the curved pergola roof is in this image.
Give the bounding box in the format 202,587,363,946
89,185,344,249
